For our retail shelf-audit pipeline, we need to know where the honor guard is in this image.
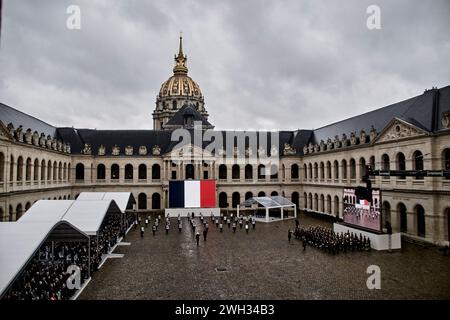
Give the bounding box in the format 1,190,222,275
196,232,200,246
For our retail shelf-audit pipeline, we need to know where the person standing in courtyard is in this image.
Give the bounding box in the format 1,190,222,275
215,218,219,227
196,231,200,246
252,218,256,230
203,229,207,241
192,222,196,234
227,217,231,228
245,223,249,234
232,222,237,233
152,224,156,236
145,218,148,228
288,229,292,243
219,222,223,232
165,223,169,235
140,225,145,238
178,221,182,233
302,236,307,251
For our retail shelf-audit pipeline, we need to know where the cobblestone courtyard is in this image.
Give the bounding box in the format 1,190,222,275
80,213,450,300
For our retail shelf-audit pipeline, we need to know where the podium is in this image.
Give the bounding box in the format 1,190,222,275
333,223,401,251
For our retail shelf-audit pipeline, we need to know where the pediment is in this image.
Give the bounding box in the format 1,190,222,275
373,118,428,144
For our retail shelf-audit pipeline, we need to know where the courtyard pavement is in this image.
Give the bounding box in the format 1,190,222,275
80,213,450,300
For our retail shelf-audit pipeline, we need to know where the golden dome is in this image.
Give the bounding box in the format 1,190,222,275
159,74,202,98
158,36,203,99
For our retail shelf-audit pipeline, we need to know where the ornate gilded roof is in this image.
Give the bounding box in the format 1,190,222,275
158,36,203,99
159,74,202,98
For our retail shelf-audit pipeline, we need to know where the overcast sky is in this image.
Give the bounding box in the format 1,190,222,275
0,0,449,131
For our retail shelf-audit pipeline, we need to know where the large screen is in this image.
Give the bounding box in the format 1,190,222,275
169,180,216,208
343,187,381,232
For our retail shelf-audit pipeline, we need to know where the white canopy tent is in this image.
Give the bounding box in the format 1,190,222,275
76,192,135,213
18,200,75,223
0,221,88,298
63,200,122,236
18,199,122,236
1,198,124,298
240,196,297,222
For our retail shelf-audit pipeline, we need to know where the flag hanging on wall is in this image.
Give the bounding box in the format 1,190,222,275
169,180,216,208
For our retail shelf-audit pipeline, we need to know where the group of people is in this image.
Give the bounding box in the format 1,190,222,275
136,213,176,237
90,214,130,272
135,211,258,245
3,242,90,300
293,225,371,254
4,212,133,300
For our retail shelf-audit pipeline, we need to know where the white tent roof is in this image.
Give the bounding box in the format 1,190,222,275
242,196,295,208
0,221,87,297
77,192,134,213
17,200,75,223
63,200,121,235
18,199,122,236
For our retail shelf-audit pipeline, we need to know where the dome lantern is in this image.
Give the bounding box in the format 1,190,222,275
153,36,209,130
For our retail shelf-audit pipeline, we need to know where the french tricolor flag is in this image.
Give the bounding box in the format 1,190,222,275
359,199,370,206
169,180,216,208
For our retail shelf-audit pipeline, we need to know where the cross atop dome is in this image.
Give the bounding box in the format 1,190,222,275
173,35,188,74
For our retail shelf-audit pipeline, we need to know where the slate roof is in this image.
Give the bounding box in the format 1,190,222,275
0,102,57,137
309,85,450,145
1,85,449,157
165,104,213,128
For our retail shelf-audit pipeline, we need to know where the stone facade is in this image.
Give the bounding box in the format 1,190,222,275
1,125,449,245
